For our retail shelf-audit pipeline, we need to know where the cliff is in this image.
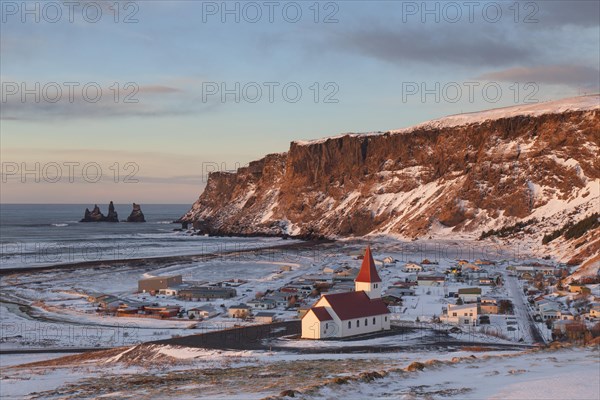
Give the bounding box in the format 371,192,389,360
180,96,600,244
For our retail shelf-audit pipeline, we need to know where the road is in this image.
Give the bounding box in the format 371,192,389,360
505,273,546,344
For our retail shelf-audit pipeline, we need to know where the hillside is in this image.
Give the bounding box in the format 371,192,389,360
180,95,599,264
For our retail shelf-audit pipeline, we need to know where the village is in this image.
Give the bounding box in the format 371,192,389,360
72,246,600,345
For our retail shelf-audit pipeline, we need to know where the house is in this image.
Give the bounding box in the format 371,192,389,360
466,269,488,280
480,298,498,314
404,263,423,273
138,275,183,293
383,256,396,264
442,303,478,326
228,304,251,318
254,312,277,323
280,265,293,272
559,311,574,320
478,278,493,286
301,246,391,339
589,305,600,319
248,298,276,310
265,292,294,308
461,263,481,272
458,287,482,303
334,267,360,281
187,306,217,319
417,274,445,286
142,305,181,318
539,303,561,320
322,266,337,274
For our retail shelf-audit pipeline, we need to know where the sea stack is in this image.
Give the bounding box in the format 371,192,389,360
80,202,119,222
80,204,105,222
105,201,119,222
126,203,146,222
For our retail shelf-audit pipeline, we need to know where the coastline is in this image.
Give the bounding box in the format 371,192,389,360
0,238,335,276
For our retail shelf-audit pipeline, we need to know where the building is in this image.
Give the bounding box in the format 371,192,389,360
254,312,277,323
458,287,482,303
417,274,445,286
178,286,237,300
228,304,251,318
138,275,183,293
479,298,498,314
158,283,191,296
443,303,478,326
301,246,391,339
248,298,276,310
187,306,217,319
383,256,396,265
404,263,423,273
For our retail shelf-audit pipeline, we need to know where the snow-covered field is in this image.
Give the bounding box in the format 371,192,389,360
312,347,600,400
1,343,597,399
1,237,596,398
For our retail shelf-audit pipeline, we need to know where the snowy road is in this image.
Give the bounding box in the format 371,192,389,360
505,273,545,344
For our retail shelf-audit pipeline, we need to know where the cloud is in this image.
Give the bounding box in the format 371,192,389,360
477,65,600,89
534,1,600,28
0,81,217,121
334,25,535,67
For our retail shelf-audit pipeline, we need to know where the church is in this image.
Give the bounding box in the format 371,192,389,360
301,246,391,339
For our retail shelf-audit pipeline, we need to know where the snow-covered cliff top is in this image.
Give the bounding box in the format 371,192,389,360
293,94,599,146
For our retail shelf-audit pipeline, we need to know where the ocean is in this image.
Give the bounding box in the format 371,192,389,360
0,204,280,269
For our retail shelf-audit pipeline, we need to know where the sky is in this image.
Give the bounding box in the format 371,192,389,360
1,0,599,204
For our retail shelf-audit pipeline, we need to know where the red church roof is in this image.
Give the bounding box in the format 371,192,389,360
310,306,333,321
321,291,389,320
355,246,382,283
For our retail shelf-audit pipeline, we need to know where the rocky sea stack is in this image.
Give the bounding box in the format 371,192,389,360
126,203,146,222
80,201,119,222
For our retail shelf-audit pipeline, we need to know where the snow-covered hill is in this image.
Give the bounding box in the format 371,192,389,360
181,95,600,267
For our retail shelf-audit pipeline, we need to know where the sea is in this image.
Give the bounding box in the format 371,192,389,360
0,204,280,270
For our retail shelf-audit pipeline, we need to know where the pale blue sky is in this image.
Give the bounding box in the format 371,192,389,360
1,0,599,203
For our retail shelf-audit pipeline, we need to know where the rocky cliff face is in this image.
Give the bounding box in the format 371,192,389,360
181,96,600,242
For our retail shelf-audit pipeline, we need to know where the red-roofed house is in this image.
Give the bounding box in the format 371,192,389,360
302,246,390,339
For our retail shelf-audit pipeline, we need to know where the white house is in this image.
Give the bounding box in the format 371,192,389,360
383,256,396,265
187,306,217,319
301,246,391,339
443,303,478,326
457,287,482,303
404,263,423,273
248,298,276,310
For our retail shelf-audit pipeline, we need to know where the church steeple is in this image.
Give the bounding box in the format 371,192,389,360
355,246,382,299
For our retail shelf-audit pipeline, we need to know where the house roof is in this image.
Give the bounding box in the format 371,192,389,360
322,291,390,320
255,312,276,317
447,303,478,311
229,304,249,309
309,306,334,321
418,275,445,281
140,275,181,282
458,288,482,295
355,246,382,283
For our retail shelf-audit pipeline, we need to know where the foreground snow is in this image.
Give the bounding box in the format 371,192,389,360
1,345,597,399
312,347,600,400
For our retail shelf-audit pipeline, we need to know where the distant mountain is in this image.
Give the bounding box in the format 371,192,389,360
181,95,599,266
